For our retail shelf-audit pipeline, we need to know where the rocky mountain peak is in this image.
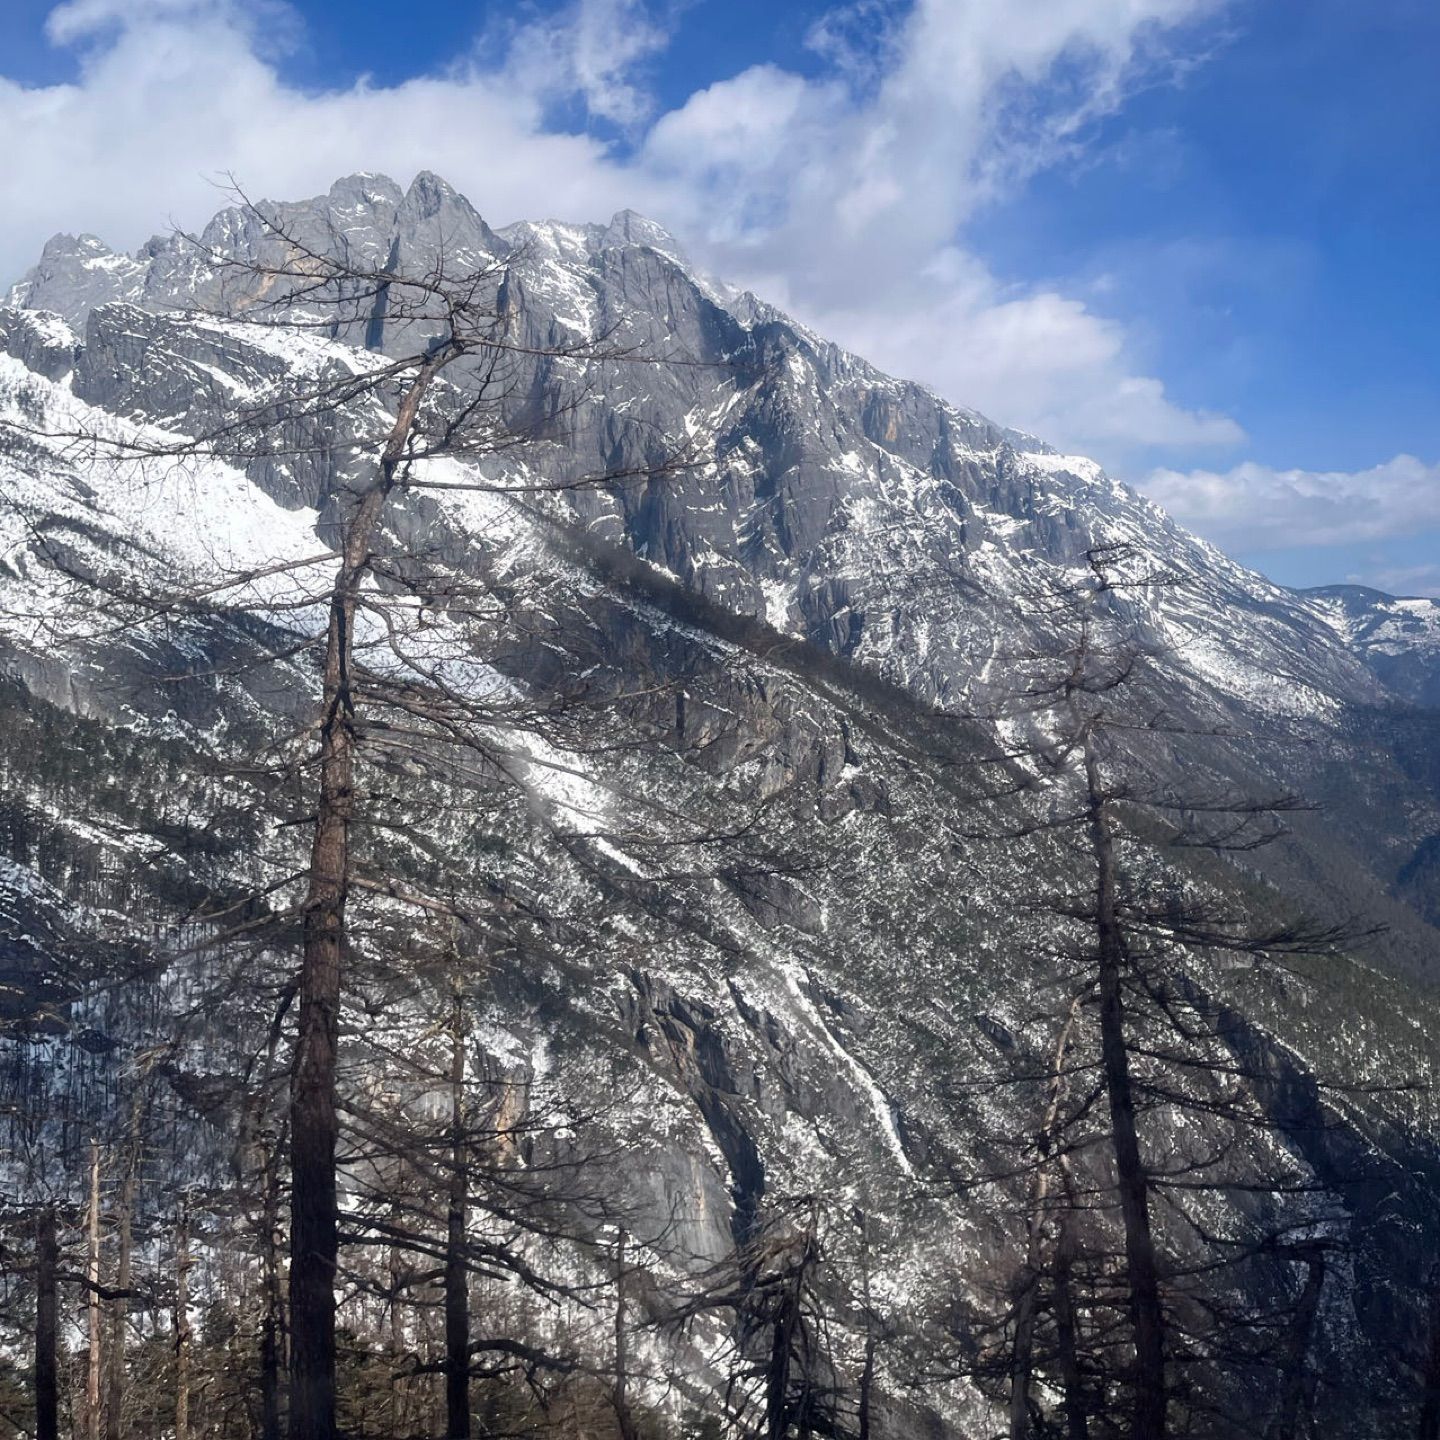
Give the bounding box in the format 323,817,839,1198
598,206,690,261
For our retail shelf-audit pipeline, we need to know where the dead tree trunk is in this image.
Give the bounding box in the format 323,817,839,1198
764,1220,817,1440
1009,1275,1043,1440
614,1229,640,1440
106,1086,145,1440
444,982,470,1440
766,1286,800,1440
857,1216,877,1440
35,1207,59,1440
86,1137,103,1440
1052,1218,1088,1440
1085,739,1166,1440
1418,1263,1440,1440
175,1204,192,1440
1010,995,1083,1440
289,348,455,1440
1269,1247,1325,1440
104,1165,133,1440
260,1135,285,1440
858,1322,877,1440
388,1218,408,1440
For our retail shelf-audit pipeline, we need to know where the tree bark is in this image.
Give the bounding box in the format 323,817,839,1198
175,1205,192,1440
1417,1263,1440,1440
107,1087,145,1440
35,1207,59,1440
765,1225,814,1440
1010,996,1082,1440
858,1324,877,1440
1086,740,1166,1440
388,1225,406,1440
260,1133,285,1440
1052,1218,1088,1440
765,1290,798,1440
614,1229,640,1440
105,1165,133,1440
445,982,471,1440
1008,1271,1042,1440
1270,1248,1325,1440
288,348,454,1440
857,1214,876,1440
86,1137,103,1440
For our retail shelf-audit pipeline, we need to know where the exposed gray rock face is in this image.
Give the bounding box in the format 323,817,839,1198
0,307,80,381
5,232,149,321
3,175,1384,704
2,172,1439,1436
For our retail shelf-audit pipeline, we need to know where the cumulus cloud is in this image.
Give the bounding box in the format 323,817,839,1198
1143,454,1440,551
0,0,660,291
0,0,1240,461
776,252,1244,453
638,0,1243,455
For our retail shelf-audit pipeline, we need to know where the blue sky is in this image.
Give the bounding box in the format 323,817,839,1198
2,0,1437,593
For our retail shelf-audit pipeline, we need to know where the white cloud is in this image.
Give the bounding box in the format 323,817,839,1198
780,251,1244,452
1346,562,1440,599
1144,454,1440,550
495,0,673,129
0,0,1241,463
0,0,661,290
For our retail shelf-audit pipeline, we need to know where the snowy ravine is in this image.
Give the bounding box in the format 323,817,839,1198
1,172,1438,1437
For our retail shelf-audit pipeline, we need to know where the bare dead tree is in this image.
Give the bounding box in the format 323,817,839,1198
1267,1243,1327,1440
174,1198,193,1440
944,546,1383,1440
443,974,471,1440
1420,1263,1440,1440
1008,992,1085,1440
85,1136,102,1440
659,1193,849,1440
34,1207,59,1440
613,1227,641,1440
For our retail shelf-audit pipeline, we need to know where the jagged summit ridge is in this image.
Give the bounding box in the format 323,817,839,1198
6,171,688,328
4,171,1430,712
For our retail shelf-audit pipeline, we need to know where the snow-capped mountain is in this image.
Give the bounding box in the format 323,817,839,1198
1300,583,1440,707
2,173,1438,1435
